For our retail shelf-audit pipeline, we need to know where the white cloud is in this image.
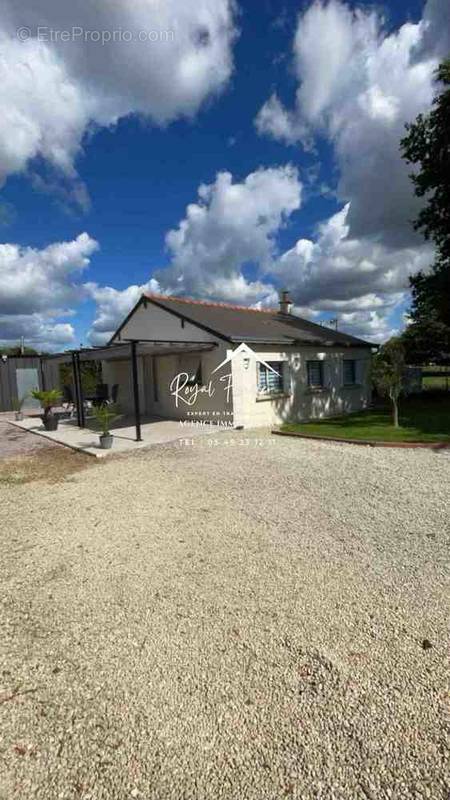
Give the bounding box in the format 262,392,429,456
155,165,302,300
0,317,75,352
254,0,448,339
256,0,444,246
84,166,302,344
85,279,161,346
418,0,450,60
334,311,399,343
0,0,236,197
274,205,433,306
255,94,311,147
84,161,432,345
272,204,433,340
0,232,98,350
5,1,445,347
0,167,301,349
0,233,98,316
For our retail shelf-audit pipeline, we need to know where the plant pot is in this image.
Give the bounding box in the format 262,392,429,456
15,411,23,421
42,414,58,432
100,433,113,450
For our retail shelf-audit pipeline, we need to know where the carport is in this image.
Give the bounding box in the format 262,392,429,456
41,339,218,442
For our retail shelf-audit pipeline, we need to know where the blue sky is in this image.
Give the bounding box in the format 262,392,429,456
0,0,448,350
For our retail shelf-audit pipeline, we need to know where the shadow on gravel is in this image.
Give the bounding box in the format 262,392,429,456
0,447,95,486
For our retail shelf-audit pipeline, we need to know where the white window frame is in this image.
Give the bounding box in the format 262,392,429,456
257,361,284,397
307,360,324,389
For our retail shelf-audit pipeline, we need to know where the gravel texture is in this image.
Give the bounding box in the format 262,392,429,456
0,415,59,460
0,418,91,486
1,430,449,799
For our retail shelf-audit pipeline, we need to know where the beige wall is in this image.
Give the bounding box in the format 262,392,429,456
103,344,233,427
231,346,372,428
101,357,145,415
113,301,218,344
145,343,233,428
102,344,372,429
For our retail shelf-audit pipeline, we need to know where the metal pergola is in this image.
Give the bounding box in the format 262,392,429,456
41,339,217,442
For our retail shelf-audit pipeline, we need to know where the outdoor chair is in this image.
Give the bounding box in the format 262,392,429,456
62,385,76,418
109,383,119,405
92,383,109,406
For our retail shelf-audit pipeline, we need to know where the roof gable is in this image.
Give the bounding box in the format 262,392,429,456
141,294,374,348
109,293,373,348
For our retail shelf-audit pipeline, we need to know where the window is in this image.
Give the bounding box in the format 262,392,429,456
257,361,283,395
307,360,324,388
343,359,356,385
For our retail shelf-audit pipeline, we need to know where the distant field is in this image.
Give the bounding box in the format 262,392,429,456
422,375,450,391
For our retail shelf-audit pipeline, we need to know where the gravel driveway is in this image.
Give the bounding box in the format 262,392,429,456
0,415,59,460
1,431,449,799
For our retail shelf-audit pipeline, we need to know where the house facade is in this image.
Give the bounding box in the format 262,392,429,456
102,292,373,429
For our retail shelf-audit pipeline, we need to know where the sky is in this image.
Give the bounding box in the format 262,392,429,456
0,0,449,351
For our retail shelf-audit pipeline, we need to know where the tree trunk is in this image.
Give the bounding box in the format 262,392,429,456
392,398,399,428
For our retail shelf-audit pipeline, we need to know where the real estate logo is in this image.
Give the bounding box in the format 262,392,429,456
169,342,281,412
211,342,281,379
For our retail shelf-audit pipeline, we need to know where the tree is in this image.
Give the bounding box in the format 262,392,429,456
402,316,450,365
3,344,40,356
400,59,450,363
59,360,102,392
372,339,406,428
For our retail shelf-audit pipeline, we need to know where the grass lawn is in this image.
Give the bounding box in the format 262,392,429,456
423,375,450,391
281,394,450,443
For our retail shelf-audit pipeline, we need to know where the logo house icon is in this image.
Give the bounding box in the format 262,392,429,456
211,342,281,377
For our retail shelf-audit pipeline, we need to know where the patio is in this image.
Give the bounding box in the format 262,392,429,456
39,340,220,446
9,413,226,457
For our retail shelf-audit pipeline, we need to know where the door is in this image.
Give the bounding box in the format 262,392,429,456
16,368,40,410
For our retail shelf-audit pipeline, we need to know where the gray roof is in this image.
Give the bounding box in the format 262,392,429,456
144,295,373,348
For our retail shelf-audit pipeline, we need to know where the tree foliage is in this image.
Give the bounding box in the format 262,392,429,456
400,59,450,363
2,345,41,356
31,389,62,417
92,403,120,436
59,360,102,393
372,339,406,427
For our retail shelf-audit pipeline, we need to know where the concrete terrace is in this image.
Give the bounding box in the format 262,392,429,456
9,414,228,457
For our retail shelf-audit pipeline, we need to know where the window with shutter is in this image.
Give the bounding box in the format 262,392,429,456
257,362,283,395
343,359,356,385
307,360,324,388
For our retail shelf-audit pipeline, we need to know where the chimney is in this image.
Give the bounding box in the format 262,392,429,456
279,289,292,315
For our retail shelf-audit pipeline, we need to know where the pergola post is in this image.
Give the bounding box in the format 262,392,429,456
72,353,82,427
78,354,86,428
72,352,85,428
39,357,46,392
131,340,142,442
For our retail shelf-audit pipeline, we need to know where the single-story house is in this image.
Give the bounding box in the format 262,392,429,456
97,290,374,430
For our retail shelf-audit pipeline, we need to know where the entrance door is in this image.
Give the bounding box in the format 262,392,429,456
16,368,40,410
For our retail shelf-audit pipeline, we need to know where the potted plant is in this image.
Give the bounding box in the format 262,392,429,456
92,404,119,449
12,394,27,421
31,389,62,431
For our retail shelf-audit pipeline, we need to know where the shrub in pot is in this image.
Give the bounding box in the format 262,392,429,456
92,404,119,449
31,389,62,431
